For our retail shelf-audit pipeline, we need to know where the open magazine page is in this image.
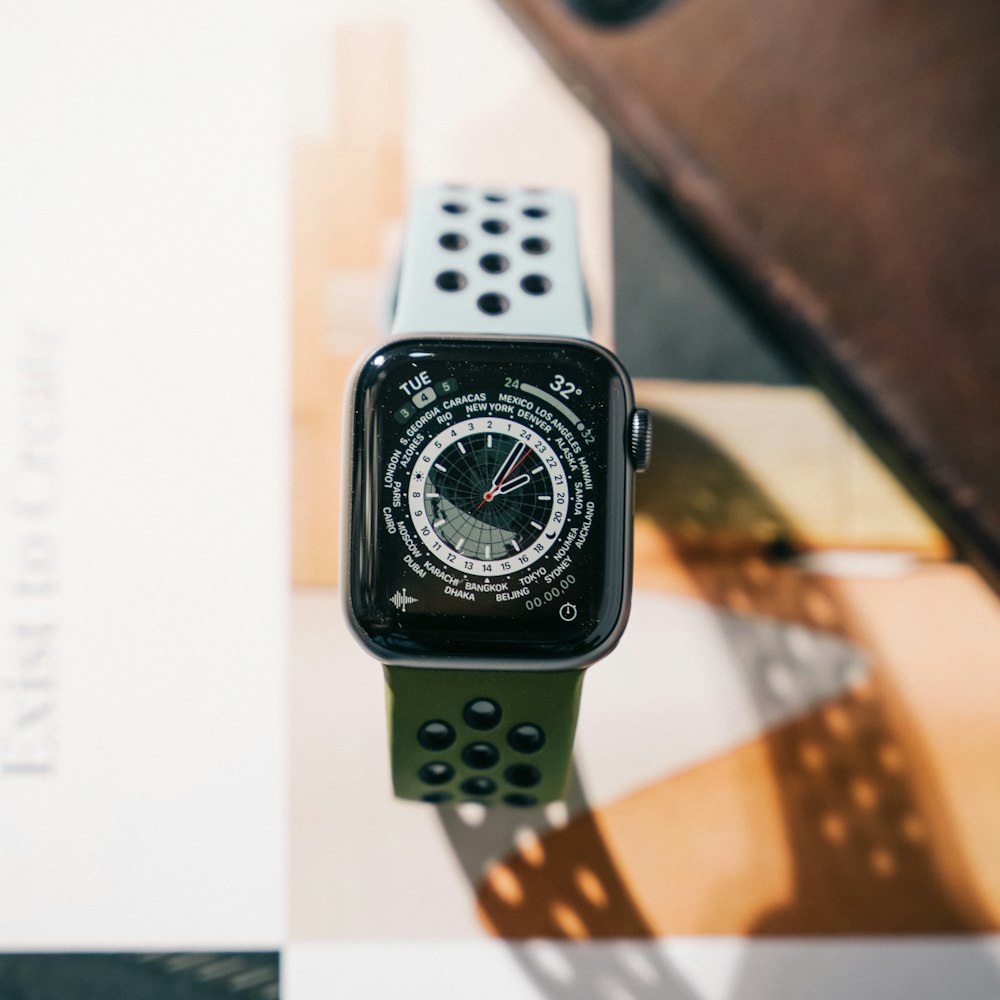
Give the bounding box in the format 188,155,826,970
0,0,286,957
287,3,1000,998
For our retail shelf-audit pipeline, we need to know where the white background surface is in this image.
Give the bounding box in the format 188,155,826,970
0,0,287,947
286,938,1000,1000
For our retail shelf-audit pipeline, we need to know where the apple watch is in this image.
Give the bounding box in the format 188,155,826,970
344,183,651,804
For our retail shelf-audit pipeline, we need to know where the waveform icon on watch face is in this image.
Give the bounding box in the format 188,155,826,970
390,588,419,612
408,417,569,577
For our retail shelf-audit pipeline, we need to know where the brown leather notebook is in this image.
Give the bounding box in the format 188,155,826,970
496,0,1000,594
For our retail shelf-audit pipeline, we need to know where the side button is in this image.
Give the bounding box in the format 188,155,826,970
629,408,653,473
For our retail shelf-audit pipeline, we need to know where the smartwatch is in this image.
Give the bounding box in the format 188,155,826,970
344,183,651,805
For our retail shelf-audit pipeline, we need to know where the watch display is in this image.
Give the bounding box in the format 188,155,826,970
347,335,634,666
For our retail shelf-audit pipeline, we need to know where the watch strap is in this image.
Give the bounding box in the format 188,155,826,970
383,183,592,806
390,183,591,340
384,664,584,805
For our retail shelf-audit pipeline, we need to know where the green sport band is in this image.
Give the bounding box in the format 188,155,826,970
385,665,584,805
386,183,592,804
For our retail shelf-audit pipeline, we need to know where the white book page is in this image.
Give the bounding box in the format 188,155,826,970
0,0,287,948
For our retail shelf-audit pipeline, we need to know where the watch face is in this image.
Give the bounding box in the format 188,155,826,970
346,337,633,666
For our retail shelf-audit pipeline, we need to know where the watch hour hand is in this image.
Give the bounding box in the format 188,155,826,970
490,442,529,491
479,443,535,509
492,472,531,496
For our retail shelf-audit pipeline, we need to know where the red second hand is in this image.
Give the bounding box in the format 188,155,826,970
477,447,533,509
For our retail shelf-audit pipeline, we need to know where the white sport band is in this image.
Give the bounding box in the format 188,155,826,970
390,183,591,340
